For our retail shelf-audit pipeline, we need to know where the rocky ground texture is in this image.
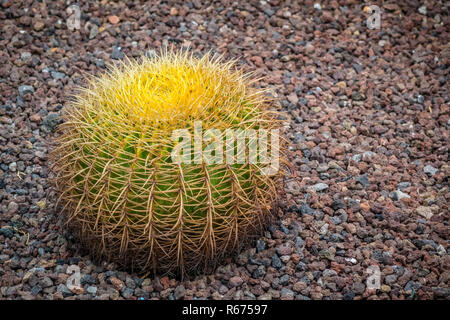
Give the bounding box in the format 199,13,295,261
0,0,449,300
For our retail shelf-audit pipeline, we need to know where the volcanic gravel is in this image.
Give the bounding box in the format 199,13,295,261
0,0,449,300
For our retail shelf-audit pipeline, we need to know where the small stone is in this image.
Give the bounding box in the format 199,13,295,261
264,9,275,17
345,223,357,234
9,162,17,172
385,275,397,285
276,243,292,256
211,292,223,300
380,285,391,293
70,285,85,295
42,114,62,132
57,284,73,297
416,206,433,219
424,165,438,176
250,56,264,67
293,281,307,293
30,113,41,122
146,49,157,59
125,277,136,289
360,202,370,212
51,71,66,80
294,132,304,142
111,46,124,60
392,190,410,201
280,275,290,286
351,91,366,101
108,15,120,24
351,154,362,162
397,182,411,190
356,174,369,187
174,285,185,300
294,237,305,250
110,277,125,291
94,59,106,68
352,282,365,295
323,269,338,277
320,223,329,236
417,95,425,104
86,286,98,295
8,201,18,212
39,276,53,288
437,245,446,256
37,200,46,210
272,254,283,268
252,266,266,279
336,81,347,89
299,203,314,215
228,276,243,288
89,24,99,39
418,6,427,15
258,293,272,300
313,3,322,10
280,288,295,299
433,287,450,298
319,249,335,261
0,227,14,238
343,291,355,300
33,20,45,31
22,271,33,283
331,199,346,210
287,92,299,104
121,287,134,299
21,52,32,61
328,145,345,157
170,7,178,16
159,276,170,289
31,285,42,296
256,239,266,252
383,4,400,11
311,291,323,300
296,262,307,271
81,274,96,285
362,151,376,161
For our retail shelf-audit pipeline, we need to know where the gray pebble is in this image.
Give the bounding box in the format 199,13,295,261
18,85,34,96
310,183,329,192
424,165,438,176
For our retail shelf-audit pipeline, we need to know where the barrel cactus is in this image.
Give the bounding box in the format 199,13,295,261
51,49,284,275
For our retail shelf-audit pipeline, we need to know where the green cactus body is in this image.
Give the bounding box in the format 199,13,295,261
52,50,283,275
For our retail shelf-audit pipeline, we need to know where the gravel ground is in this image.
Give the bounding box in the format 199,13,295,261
0,0,449,300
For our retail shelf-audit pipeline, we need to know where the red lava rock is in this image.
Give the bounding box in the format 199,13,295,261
331,262,345,273
360,202,371,212
249,56,264,67
108,15,120,24
276,243,292,256
327,145,345,158
160,276,170,289
228,276,243,288
29,114,41,122
109,277,125,291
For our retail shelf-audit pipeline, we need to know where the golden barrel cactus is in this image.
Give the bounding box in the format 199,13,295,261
51,49,284,275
